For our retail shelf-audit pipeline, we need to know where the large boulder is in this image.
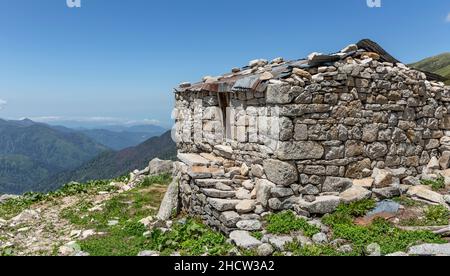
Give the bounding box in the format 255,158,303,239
149,158,174,175
156,178,179,220
263,159,298,186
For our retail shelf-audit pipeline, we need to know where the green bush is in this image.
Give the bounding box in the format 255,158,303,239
149,219,232,256
265,211,320,237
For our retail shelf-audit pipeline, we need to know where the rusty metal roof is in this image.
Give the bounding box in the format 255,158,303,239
175,39,447,93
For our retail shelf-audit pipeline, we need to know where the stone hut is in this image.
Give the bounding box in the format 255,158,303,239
172,39,450,234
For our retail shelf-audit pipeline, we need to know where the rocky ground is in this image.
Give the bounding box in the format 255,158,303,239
1,158,450,256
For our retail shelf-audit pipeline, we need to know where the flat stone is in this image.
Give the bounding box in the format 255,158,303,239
271,187,294,198
322,177,353,193
236,188,252,200
157,178,179,220
299,196,341,214
201,188,235,199
353,178,374,189
214,145,233,159
195,179,234,188
402,176,421,186
340,186,372,203
177,153,210,166
138,250,160,256
236,200,256,214
408,243,450,256
208,198,241,211
372,187,401,199
276,141,324,160
236,220,262,231
407,185,445,204
230,231,262,249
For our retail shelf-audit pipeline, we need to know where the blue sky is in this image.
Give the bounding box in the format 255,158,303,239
0,0,449,128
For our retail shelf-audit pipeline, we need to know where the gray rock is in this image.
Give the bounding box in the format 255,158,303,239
372,187,400,199
250,164,264,178
299,196,341,214
236,220,262,231
402,176,421,186
312,233,328,244
236,188,252,200
156,177,179,220
201,188,235,199
266,235,294,251
236,200,256,214
214,145,233,159
219,211,240,227
366,243,381,256
444,195,450,205
263,159,298,186
208,198,241,211
177,153,210,166
255,179,276,207
276,141,324,160
149,158,174,175
407,185,445,204
408,243,450,256
340,186,372,203
257,243,274,256
322,177,353,193
299,185,320,195
230,230,262,249
271,187,294,198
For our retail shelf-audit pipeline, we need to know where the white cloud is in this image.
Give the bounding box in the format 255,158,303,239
0,99,6,110
447,13,450,22
28,116,161,126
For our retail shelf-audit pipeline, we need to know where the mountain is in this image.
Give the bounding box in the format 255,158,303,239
42,130,177,191
410,53,450,85
0,119,109,194
52,125,166,150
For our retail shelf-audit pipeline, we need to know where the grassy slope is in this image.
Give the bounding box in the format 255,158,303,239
410,53,450,85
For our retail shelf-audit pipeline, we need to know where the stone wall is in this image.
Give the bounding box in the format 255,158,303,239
173,51,450,233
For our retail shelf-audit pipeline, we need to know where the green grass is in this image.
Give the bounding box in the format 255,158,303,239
148,219,233,256
392,196,422,207
251,231,263,240
421,175,446,191
265,211,320,237
322,200,445,255
401,205,449,227
141,174,172,187
0,177,125,220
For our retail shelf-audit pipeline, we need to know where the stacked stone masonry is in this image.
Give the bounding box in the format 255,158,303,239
172,41,450,234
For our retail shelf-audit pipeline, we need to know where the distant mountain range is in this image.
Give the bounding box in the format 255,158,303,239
42,130,176,192
410,53,450,85
0,119,174,194
52,124,166,150
0,119,108,194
